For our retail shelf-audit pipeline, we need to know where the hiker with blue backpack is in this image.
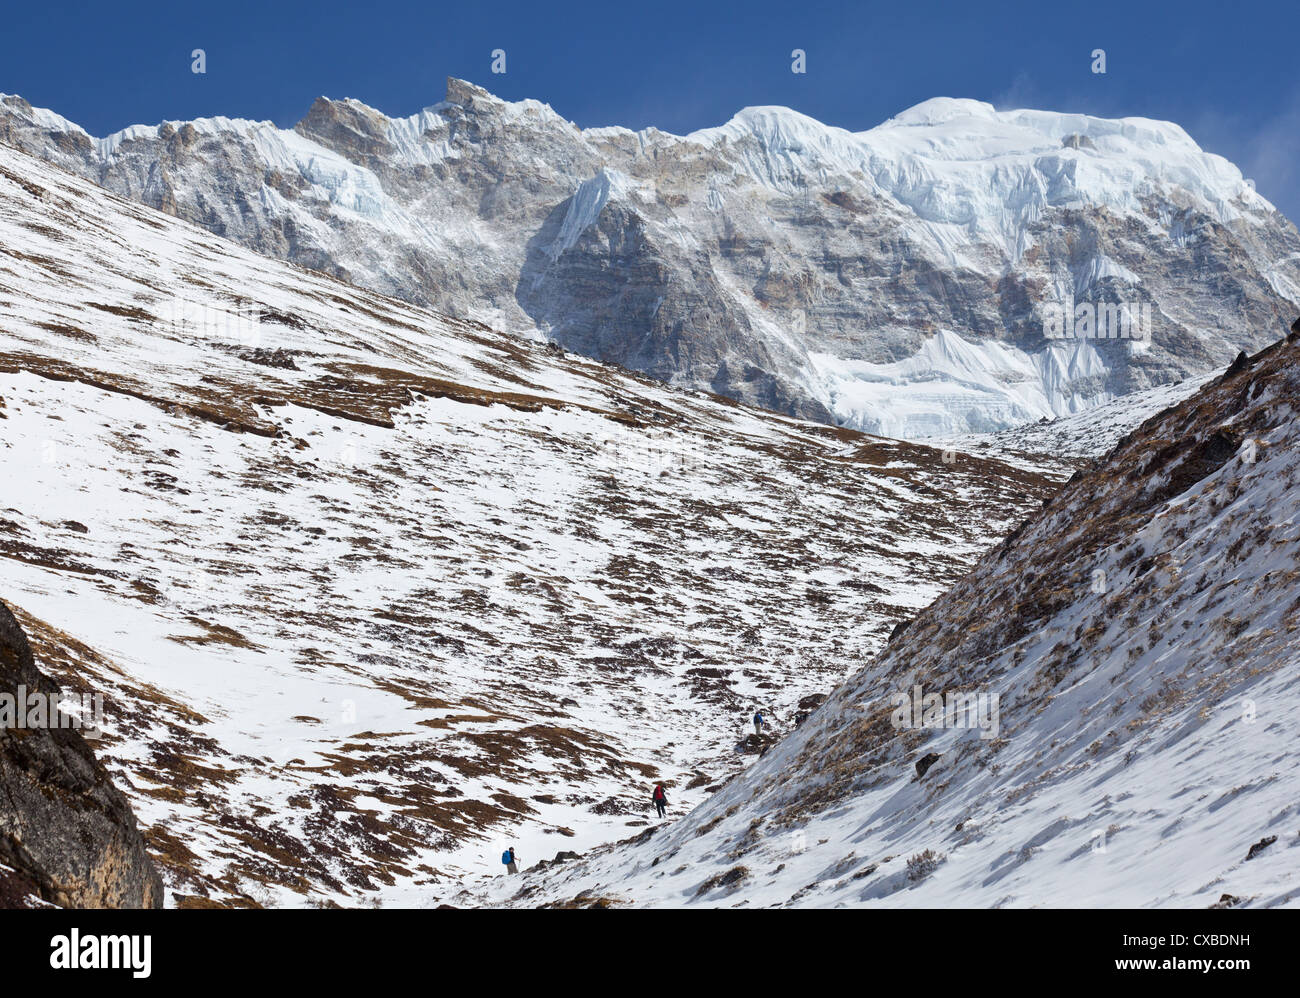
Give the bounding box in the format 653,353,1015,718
753,710,765,736
502,846,519,874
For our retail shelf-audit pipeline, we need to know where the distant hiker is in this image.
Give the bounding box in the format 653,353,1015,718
753,710,765,736
652,783,668,818
502,846,519,874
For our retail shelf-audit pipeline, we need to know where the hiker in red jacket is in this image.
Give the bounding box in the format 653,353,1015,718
652,783,668,818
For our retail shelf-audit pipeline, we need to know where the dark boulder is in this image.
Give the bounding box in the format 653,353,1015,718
0,599,163,908
530,849,582,871
1224,350,1252,378
797,693,828,711
914,752,942,780
1245,835,1277,861
1146,428,1242,507
737,731,776,755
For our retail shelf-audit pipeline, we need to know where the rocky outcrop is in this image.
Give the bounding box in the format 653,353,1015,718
914,752,942,780
295,96,396,164
0,600,163,908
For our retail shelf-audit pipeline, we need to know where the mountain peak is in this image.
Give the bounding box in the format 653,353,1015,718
445,76,505,110
295,95,394,158
885,96,999,126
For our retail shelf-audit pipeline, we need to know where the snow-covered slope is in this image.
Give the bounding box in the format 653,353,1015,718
0,141,1056,906
946,370,1219,475
3,81,1297,437
470,329,1300,908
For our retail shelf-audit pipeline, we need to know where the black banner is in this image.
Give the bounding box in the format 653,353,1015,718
0,908,1282,985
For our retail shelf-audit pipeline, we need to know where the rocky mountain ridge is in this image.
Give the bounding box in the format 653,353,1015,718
4,79,1298,436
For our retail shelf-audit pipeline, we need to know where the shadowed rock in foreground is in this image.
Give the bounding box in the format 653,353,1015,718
0,600,163,908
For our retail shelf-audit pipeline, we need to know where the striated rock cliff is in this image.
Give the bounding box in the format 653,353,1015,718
0,600,163,908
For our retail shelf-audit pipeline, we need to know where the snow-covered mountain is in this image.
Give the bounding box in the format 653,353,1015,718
471,329,1300,908
0,139,1057,906
3,80,1298,438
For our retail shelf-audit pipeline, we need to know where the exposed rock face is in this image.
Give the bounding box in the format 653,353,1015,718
1,81,1298,436
914,751,942,780
0,600,163,908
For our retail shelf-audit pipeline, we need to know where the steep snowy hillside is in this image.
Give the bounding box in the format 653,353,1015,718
3,81,1298,436
0,141,1055,906
472,328,1300,908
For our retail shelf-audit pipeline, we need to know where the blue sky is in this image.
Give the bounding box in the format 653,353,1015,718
5,0,1300,219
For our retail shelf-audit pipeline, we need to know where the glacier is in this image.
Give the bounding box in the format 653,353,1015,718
2,81,1296,439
